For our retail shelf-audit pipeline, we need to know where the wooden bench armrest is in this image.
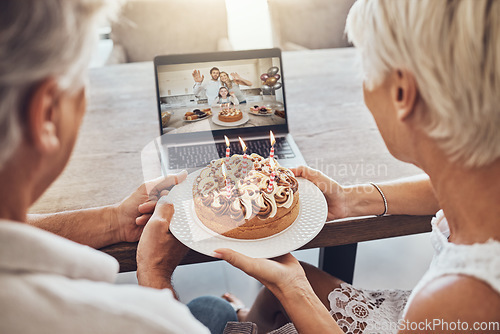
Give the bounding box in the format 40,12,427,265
100,215,432,273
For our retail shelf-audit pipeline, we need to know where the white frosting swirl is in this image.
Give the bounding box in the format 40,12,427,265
275,186,294,208
262,192,278,218
211,195,223,208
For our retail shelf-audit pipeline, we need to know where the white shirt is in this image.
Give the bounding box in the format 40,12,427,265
193,79,221,106
0,221,210,334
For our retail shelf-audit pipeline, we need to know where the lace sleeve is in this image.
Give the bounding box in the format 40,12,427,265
329,283,411,334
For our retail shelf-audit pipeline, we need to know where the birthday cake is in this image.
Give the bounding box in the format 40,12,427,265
192,154,300,239
219,108,243,122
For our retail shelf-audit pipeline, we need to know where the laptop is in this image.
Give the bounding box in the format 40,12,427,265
153,48,306,173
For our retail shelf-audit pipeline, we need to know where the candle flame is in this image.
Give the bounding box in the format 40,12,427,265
224,135,230,147
238,137,247,152
270,131,275,146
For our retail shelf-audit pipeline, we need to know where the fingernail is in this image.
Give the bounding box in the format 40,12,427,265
178,170,188,175
212,251,223,259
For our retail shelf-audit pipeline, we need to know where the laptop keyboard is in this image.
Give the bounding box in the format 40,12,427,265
167,137,296,170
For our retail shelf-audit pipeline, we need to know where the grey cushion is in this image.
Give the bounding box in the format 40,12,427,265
111,0,230,62
267,0,355,50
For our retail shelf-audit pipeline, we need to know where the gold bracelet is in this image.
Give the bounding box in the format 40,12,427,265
369,182,388,216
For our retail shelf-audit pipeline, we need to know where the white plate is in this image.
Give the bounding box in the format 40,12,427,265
168,169,327,258
211,112,250,127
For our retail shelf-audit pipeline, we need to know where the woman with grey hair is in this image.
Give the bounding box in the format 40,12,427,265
215,0,500,333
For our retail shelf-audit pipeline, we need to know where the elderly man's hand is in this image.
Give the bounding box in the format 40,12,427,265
136,197,188,289
112,171,187,243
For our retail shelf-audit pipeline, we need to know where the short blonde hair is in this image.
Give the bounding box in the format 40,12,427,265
0,0,118,170
346,0,500,167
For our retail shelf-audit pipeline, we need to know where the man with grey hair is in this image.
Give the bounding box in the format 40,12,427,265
0,1,237,333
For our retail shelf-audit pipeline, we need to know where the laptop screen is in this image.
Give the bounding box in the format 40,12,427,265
154,49,288,139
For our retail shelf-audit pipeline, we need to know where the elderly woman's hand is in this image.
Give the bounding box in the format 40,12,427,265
215,249,344,333
214,249,308,296
291,166,348,220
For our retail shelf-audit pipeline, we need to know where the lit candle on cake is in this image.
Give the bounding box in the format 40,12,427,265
222,163,231,198
239,137,247,159
267,158,276,192
269,131,275,159
239,136,249,175
224,135,230,159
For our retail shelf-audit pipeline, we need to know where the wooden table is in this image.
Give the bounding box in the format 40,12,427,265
30,48,431,280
